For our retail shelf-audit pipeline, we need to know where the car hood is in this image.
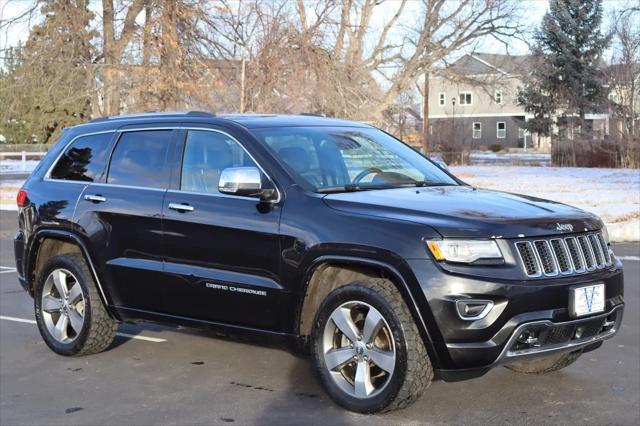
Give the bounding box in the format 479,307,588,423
322,186,603,239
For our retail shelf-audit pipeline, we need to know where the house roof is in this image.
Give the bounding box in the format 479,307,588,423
449,53,536,76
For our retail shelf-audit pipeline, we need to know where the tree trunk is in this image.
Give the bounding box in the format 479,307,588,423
159,0,178,110
102,0,119,116
141,0,153,111
239,45,246,113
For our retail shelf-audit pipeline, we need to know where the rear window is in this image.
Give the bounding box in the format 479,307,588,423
50,133,114,182
107,130,172,188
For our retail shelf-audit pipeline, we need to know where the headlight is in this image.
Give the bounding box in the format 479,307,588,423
427,240,503,264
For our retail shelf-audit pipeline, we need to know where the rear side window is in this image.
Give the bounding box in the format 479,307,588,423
50,133,114,182
107,130,172,188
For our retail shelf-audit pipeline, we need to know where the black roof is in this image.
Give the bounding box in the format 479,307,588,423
83,111,369,130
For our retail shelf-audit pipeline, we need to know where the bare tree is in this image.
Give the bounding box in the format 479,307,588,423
609,6,640,167
101,0,146,115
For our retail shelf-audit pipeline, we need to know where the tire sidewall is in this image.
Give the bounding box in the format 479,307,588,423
311,283,409,413
34,255,94,356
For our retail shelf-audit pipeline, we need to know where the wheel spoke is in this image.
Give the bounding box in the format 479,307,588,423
52,270,68,297
330,307,359,343
361,307,384,344
68,309,83,334
54,314,69,341
42,295,63,312
354,360,374,398
67,282,82,304
324,347,355,371
368,348,395,374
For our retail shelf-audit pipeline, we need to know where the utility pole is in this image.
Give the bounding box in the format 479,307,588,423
239,44,246,113
422,72,429,155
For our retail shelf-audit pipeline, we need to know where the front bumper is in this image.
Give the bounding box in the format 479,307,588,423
406,258,624,370
448,303,623,367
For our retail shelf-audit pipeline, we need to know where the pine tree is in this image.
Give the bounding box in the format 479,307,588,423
519,0,610,141
0,0,96,144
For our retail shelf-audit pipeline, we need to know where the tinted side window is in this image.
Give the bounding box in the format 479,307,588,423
107,130,172,188
180,130,257,194
50,133,114,181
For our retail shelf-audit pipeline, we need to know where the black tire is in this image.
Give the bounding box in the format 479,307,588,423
34,253,117,356
311,279,432,413
504,350,582,374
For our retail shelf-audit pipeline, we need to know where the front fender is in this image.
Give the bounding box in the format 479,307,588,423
295,250,450,369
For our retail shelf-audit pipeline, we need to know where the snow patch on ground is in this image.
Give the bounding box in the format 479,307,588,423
0,160,40,173
451,166,640,242
0,180,23,211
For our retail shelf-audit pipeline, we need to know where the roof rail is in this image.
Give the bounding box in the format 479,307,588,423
88,110,216,123
300,112,326,117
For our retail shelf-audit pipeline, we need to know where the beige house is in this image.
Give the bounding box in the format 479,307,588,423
428,53,548,150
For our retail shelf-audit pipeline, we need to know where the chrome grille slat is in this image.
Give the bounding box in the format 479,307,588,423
550,239,572,274
565,237,586,273
516,231,610,278
515,241,541,277
534,240,558,276
578,236,596,271
597,233,612,265
588,234,605,268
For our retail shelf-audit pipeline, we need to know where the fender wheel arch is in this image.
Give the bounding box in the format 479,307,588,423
296,256,440,366
27,230,115,317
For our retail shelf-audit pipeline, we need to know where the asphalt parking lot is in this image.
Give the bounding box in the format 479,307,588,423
0,211,638,425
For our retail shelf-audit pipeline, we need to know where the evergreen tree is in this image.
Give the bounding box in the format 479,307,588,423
519,0,610,138
0,0,96,144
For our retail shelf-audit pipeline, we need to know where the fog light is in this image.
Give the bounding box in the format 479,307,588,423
517,330,539,346
456,300,493,320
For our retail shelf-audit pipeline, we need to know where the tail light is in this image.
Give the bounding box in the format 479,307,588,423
16,189,28,207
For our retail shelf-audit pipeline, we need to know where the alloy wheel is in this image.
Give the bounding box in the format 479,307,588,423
41,268,86,344
322,301,396,399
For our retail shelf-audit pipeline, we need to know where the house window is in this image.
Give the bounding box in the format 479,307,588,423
608,92,619,103
495,90,503,104
459,92,472,105
472,122,482,139
497,122,506,139
438,93,445,106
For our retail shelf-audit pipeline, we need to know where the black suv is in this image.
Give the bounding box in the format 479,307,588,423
14,112,624,413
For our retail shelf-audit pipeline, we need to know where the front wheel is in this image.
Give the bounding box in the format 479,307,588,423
311,279,432,413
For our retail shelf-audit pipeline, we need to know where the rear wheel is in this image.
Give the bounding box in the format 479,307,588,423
311,279,432,413
34,253,117,356
505,351,582,374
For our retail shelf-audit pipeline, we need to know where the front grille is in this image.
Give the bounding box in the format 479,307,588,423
515,231,612,277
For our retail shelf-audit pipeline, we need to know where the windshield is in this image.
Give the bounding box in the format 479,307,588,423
252,126,459,192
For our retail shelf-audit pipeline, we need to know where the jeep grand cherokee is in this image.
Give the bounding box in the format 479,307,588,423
14,112,624,413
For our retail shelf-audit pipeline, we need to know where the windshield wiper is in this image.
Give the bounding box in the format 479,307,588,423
317,181,459,193
413,181,458,187
317,183,414,193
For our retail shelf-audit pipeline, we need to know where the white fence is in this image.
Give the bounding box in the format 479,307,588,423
0,152,46,173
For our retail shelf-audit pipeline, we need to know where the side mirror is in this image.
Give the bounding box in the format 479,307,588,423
218,167,276,202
